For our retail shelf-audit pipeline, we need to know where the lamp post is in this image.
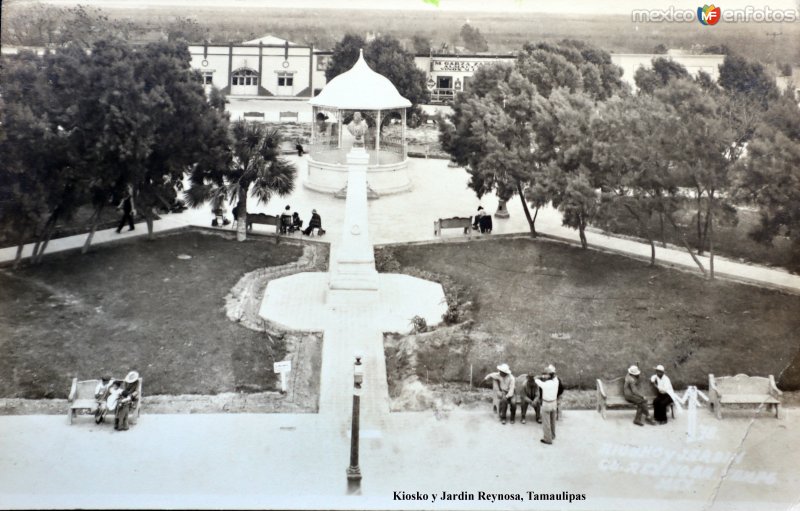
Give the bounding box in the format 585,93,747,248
347,354,364,492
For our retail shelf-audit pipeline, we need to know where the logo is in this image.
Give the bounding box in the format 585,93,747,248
698,4,721,25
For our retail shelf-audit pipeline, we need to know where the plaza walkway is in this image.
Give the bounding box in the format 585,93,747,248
2,156,800,294
2,156,800,510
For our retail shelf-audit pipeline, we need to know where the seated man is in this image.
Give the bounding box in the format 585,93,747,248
483,363,516,424
472,206,486,229
303,209,322,236
291,212,303,232
514,372,540,425
478,214,493,233
624,365,656,426
279,205,293,234
93,376,114,424
650,364,678,425
115,371,140,431
97,380,123,424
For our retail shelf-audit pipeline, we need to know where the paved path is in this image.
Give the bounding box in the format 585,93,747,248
2,157,799,294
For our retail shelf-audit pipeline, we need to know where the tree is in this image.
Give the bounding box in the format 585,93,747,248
187,121,296,242
718,54,779,107
460,23,488,52
166,17,208,43
327,34,428,110
411,34,432,55
634,57,689,94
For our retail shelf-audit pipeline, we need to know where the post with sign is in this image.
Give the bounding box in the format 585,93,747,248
273,360,292,394
347,354,364,494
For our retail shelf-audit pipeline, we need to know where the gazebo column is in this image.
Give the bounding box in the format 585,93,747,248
376,110,381,166
338,112,343,150
402,109,407,157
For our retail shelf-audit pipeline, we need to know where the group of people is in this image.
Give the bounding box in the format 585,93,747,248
624,364,679,426
483,363,564,445
93,371,140,431
484,362,681,444
279,205,323,236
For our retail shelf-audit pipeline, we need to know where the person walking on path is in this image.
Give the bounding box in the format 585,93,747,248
624,365,656,426
483,364,516,424
650,364,680,424
535,365,560,444
116,188,136,233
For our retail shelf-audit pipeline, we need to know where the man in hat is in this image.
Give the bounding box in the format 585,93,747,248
535,365,560,444
624,365,655,426
483,364,516,424
650,364,677,424
115,371,140,431
514,372,539,425
303,209,322,236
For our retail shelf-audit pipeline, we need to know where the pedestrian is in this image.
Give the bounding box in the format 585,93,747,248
115,187,136,233
624,365,656,426
483,363,516,424
650,364,678,424
303,209,323,236
535,365,560,444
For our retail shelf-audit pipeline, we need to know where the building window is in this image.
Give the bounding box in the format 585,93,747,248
231,68,258,87
316,55,331,71
437,75,453,89
278,72,294,87
202,72,213,85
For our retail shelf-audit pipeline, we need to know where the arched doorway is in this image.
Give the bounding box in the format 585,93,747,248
230,68,259,96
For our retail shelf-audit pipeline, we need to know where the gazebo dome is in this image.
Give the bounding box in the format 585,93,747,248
309,50,412,110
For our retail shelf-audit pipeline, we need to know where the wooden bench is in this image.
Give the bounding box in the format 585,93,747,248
243,111,265,120
68,377,143,425
708,373,782,419
434,217,472,236
245,213,279,233
279,111,299,122
596,377,674,420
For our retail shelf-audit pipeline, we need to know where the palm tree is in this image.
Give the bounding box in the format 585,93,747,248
187,121,296,241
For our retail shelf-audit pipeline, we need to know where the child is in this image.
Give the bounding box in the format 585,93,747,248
93,377,113,424
100,381,123,424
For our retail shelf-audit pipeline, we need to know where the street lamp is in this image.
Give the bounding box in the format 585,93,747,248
347,354,364,492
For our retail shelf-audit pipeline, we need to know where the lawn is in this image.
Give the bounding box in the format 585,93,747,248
0,229,311,399
382,238,800,393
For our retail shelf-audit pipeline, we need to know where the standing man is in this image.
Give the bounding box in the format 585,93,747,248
483,364,516,424
624,365,656,426
535,365,560,445
116,187,136,233
650,364,677,424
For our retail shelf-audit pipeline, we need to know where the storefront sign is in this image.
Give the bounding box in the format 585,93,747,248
431,59,492,72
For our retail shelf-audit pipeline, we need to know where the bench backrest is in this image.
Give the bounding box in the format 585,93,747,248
714,374,770,394
279,111,299,121
438,217,471,229
247,213,279,226
598,376,658,399
76,380,101,400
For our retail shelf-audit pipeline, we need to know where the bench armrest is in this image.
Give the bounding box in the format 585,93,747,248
769,375,783,396
68,378,78,402
596,379,607,400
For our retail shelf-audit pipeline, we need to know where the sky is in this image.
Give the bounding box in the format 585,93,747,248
32,0,800,14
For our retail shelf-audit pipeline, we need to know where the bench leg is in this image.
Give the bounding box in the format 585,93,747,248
68,408,73,425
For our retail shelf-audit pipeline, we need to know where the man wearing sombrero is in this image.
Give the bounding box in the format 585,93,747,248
483,364,516,424
115,371,140,431
623,365,655,426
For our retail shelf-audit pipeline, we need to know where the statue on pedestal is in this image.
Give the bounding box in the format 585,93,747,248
347,111,368,148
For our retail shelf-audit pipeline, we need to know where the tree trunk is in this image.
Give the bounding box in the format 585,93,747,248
578,216,587,249
516,182,537,237
13,227,28,269
658,211,666,248
145,214,155,240
624,204,655,266
81,205,104,254
236,187,248,242
701,199,712,258
668,215,707,277
33,221,56,264
708,199,715,280
696,191,704,256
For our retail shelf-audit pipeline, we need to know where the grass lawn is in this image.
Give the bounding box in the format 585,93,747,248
384,237,800,392
0,229,307,399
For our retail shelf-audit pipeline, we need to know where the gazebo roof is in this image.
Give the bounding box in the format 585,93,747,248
309,50,412,110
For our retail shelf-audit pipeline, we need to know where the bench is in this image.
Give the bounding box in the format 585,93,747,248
434,217,472,236
596,377,674,420
243,111,265,120
68,377,143,425
245,213,279,233
708,373,782,419
279,111,299,122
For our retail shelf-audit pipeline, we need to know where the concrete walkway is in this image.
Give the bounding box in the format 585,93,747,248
2,157,799,294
